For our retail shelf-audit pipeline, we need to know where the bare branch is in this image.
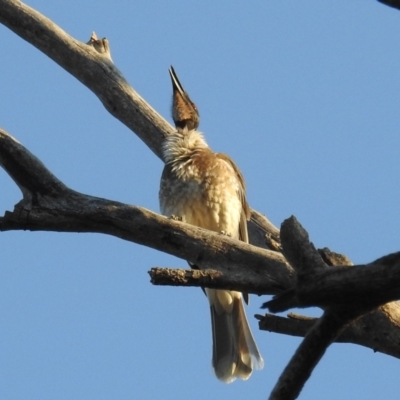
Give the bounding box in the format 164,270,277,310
0,0,280,247
258,306,400,359
265,251,400,312
0,129,68,204
268,308,358,400
149,267,274,295
0,128,292,295
257,313,316,338
263,216,400,399
265,217,400,312
0,0,171,159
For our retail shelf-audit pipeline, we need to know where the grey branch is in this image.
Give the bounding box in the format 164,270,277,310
0,128,292,295
0,0,171,160
264,216,400,400
265,217,400,313
150,267,273,295
258,306,400,359
269,308,358,400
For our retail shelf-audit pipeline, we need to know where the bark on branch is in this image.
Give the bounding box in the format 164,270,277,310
149,267,273,295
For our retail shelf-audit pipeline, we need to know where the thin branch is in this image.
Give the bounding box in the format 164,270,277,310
0,129,68,204
0,0,171,159
150,267,274,295
268,308,358,400
256,313,316,338
257,306,400,358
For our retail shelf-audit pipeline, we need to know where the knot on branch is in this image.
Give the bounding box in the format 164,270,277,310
87,32,112,61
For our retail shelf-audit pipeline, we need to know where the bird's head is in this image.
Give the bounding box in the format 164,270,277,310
169,66,200,130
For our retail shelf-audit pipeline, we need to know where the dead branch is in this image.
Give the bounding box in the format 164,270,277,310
269,308,358,400
0,128,292,295
265,217,400,312
258,305,400,359
264,217,400,400
0,0,171,159
149,267,273,295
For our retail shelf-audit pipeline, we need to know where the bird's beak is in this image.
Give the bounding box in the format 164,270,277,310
169,66,185,97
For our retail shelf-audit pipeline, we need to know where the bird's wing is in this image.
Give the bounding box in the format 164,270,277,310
217,153,250,304
216,153,250,244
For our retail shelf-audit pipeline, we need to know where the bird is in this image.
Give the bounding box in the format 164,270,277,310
159,66,264,383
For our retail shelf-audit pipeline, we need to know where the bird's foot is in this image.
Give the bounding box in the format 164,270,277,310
169,214,183,221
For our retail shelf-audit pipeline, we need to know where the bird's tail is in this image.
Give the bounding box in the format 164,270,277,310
206,288,264,383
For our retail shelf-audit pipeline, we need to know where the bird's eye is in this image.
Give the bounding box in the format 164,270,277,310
191,102,198,111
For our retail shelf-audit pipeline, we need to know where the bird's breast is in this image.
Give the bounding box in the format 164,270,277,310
159,154,242,236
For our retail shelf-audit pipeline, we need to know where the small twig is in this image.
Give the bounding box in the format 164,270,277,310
256,313,317,338
87,32,112,60
150,268,222,286
149,267,278,295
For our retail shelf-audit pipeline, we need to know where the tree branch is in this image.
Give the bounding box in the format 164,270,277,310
264,217,400,312
263,216,400,400
269,308,358,400
149,267,273,295
0,0,171,159
0,128,292,295
0,0,280,248
258,305,400,359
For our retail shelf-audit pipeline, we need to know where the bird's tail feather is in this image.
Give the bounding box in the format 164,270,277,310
207,289,264,383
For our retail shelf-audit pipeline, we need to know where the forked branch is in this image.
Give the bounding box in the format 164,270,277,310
264,217,400,400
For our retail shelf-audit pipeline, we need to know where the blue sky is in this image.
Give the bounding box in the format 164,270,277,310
1,1,400,399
